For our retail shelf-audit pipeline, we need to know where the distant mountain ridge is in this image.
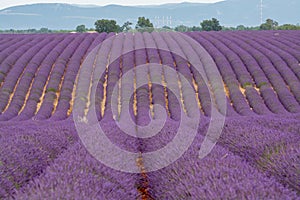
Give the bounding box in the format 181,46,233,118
0,0,299,30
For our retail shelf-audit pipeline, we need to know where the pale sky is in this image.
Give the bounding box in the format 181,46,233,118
0,0,223,10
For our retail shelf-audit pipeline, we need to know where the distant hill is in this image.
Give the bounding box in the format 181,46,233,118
0,0,299,30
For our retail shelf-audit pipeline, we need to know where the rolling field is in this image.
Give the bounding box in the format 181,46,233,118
0,31,299,199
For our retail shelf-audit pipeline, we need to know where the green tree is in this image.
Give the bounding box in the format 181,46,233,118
259,19,278,30
162,25,172,30
236,25,246,30
277,24,300,30
190,26,202,31
135,17,154,32
222,26,236,31
174,25,189,32
76,24,86,33
120,21,133,32
94,19,120,33
39,27,51,33
200,18,222,31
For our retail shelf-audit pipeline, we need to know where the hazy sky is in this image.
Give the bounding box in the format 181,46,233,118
0,0,223,9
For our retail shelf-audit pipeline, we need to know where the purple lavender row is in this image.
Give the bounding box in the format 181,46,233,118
211,117,300,192
238,31,300,99
78,33,97,54
230,32,300,113
257,31,300,63
0,36,28,63
0,35,40,64
219,30,293,112
202,32,256,100
0,36,43,89
85,32,115,55
169,34,218,116
151,32,182,121
209,32,286,114
34,34,87,120
51,33,102,120
74,42,100,118
174,33,218,116
135,75,151,124
0,120,77,198
211,32,289,115
14,141,140,199
178,32,214,116
178,35,216,116
277,36,300,52
118,33,136,122
0,36,51,116
181,32,228,117
74,33,112,119
12,116,299,199
34,34,86,120
86,33,112,121
83,33,116,121
0,34,49,88
269,32,300,53
204,32,273,115
0,36,13,47
89,33,112,121
143,32,167,119
277,31,300,46
237,32,300,100
219,32,291,114
135,32,151,125
0,37,23,55
0,34,17,42
13,113,140,198
145,121,298,199
186,32,229,117
103,33,123,120
162,32,204,118
254,113,300,134
153,33,184,121
257,140,300,192
13,35,77,121
187,32,254,116
78,31,114,112
0,35,66,121
160,34,193,89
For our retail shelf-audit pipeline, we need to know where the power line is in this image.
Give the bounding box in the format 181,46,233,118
154,16,173,28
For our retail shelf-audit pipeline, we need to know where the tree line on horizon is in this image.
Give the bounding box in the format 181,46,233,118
1,17,299,34
90,18,300,32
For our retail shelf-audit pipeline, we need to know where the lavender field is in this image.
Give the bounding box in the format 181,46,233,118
0,31,299,199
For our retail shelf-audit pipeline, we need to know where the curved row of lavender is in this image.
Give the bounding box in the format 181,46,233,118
0,31,299,199
0,32,299,121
